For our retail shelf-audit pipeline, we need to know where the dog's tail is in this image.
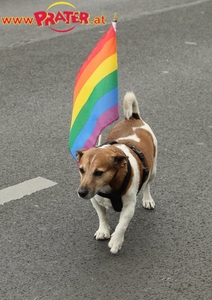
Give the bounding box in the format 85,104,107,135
123,91,141,120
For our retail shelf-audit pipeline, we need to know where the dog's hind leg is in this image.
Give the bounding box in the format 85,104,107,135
142,181,155,209
91,197,111,240
142,151,157,209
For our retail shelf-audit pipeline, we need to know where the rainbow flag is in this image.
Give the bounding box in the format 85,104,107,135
69,22,119,160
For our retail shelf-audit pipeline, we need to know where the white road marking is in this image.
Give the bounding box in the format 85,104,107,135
0,177,57,205
196,142,205,146
185,41,197,45
122,0,210,21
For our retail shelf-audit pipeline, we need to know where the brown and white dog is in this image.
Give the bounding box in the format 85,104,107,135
76,92,157,254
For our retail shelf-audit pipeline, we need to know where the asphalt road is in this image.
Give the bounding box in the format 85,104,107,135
0,0,212,299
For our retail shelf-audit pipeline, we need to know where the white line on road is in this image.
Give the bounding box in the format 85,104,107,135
185,41,197,45
120,0,210,21
0,177,57,205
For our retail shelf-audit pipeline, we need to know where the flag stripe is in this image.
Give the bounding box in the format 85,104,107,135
71,53,117,127
74,36,116,102
69,70,118,146
70,88,118,157
83,105,118,151
75,25,116,87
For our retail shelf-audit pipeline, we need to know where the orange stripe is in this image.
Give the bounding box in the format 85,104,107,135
74,36,116,102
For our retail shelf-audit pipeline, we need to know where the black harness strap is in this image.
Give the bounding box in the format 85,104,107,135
96,141,149,212
128,146,149,194
97,160,131,212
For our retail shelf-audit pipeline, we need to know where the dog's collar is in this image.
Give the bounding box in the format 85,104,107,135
97,141,149,212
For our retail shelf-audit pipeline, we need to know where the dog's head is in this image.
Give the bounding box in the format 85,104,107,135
76,147,128,199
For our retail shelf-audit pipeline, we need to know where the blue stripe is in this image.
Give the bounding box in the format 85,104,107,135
70,87,118,158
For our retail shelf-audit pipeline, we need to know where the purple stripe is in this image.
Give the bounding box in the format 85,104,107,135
83,105,119,149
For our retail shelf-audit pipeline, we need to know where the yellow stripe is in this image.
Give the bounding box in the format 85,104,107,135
71,53,117,127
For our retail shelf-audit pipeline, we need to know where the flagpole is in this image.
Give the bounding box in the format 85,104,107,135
97,13,117,147
97,133,102,146
113,12,117,23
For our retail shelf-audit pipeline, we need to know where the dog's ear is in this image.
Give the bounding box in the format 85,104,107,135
112,155,128,168
76,149,86,162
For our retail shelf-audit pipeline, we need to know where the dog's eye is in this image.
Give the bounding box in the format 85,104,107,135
79,167,85,174
93,170,103,176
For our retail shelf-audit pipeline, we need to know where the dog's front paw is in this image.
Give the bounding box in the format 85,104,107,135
142,197,155,209
108,234,124,254
94,227,110,240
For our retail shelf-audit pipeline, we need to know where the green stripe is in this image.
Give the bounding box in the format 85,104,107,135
69,70,118,147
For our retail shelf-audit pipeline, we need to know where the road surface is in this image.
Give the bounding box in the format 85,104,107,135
0,0,212,299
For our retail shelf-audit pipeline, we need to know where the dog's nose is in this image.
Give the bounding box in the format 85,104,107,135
78,188,88,198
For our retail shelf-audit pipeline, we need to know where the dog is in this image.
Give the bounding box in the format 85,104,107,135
76,92,157,254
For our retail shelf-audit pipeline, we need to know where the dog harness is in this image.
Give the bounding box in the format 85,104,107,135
97,141,149,212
